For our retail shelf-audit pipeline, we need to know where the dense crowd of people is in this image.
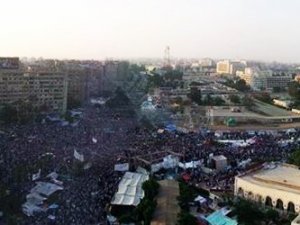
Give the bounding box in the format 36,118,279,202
0,106,137,225
1,103,300,225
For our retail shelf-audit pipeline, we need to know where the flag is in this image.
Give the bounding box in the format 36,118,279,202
32,169,41,181
74,150,84,162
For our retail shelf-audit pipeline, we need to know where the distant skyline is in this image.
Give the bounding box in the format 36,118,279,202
1,0,300,62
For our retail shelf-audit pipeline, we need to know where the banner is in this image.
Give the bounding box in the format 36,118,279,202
74,150,84,162
114,163,129,172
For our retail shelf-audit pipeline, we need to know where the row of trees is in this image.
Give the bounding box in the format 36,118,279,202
0,100,40,124
224,78,251,92
147,69,184,90
177,181,199,225
188,87,226,106
233,198,293,225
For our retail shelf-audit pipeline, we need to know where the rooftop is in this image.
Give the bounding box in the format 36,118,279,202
239,163,300,194
206,211,237,225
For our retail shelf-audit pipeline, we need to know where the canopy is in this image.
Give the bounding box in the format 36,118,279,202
111,172,149,206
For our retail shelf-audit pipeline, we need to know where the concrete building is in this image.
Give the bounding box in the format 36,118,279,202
265,74,292,90
237,67,291,91
0,62,68,114
216,60,231,74
217,60,246,75
235,163,300,213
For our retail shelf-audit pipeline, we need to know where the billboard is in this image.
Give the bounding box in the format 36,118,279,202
0,57,19,69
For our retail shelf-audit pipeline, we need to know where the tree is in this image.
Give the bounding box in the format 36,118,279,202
235,79,250,92
148,73,164,88
289,149,300,167
142,178,160,200
234,199,264,225
288,81,300,99
242,95,254,109
229,95,241,104
273,87,282,93
178,211,198,225
188,87,202,105
0,104,18,123
203,94,213,105
253,92,273,104
214,96,225,106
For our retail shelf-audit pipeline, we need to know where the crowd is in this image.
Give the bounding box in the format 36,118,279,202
1,103,300,225
0,106,137,225
126,128,300,191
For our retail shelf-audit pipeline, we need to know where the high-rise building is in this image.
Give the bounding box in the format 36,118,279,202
216,60,231,74
216,60,246,75
0,58,68,113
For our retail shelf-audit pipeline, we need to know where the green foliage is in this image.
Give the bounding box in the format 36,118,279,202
0,104,18,123
113,178,159,225
214,96,226,106
273,86,282,93
0,100,38,124
288,149,300,167
265,209,279,221
178,211,198,225
148,73,164,88
130,64,146,74
233,198,264,225
253,92,273,104
241,95,254,109
225,79,250,92
67,96,82,109
164,69,183,81
202,94,225,106
229,94,241,104
142,178,160,200
188,87,202,105
177,182,198,211
288,81,300,99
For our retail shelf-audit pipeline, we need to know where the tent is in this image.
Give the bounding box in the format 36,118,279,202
206,211,237,225
111,172,149,206
224,117,236,127
165,124,177,132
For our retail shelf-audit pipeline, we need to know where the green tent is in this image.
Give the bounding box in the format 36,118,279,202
225,117,236,127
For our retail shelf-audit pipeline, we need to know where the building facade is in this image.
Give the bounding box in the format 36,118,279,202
237,67,291,91
0,70,68,113
235,163,300,213
216,60,231,74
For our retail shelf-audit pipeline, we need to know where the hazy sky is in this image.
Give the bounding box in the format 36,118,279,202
1,0,300,62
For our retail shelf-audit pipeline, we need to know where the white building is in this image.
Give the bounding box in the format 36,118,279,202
216,60,246,75
235,163,300,213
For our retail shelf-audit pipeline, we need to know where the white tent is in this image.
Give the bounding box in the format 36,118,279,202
111,172,149,206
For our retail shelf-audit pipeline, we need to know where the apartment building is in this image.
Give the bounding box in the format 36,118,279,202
0,68,68,114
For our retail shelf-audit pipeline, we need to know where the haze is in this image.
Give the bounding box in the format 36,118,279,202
1,0,300,62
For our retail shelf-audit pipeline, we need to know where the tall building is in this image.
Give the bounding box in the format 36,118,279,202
0,58,68,114
216,60,246,75
216,60,231,74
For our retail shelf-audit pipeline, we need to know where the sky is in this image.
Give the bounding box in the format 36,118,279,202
1,0,300,62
